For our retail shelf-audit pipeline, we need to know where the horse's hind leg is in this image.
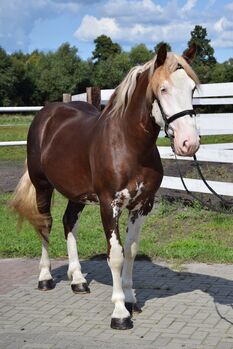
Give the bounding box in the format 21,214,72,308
36,186,54,291
63,201,89,293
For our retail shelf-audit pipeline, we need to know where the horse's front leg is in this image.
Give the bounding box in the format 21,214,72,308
100,199,132,330
122,211,144,314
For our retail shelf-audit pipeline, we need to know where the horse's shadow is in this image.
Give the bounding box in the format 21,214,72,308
51,256,233,322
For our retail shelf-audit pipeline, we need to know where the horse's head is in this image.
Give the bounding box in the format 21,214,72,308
150,44,200,157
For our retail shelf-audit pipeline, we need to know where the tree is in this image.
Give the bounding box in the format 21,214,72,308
0,47,17,106
154,41,172,53
223,58,233,82
35,43,87,103
93,52,131,88
129,44,153,65
188,25,216,66
187,25,216,83
10,51,35,105
92,35,122,63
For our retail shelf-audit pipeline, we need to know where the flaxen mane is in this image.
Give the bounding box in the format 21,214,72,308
104,52,199,118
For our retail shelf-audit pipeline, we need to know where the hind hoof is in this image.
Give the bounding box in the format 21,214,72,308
71,283,90,294
38,279,55,291
125,302,142,315
111,316,133,330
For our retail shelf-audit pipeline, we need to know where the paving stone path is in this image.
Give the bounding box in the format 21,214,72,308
1,258,233,349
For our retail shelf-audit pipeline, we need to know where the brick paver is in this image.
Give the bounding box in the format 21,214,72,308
1,258,233,348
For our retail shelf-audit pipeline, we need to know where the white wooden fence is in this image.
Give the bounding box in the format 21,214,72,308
1,82,233,196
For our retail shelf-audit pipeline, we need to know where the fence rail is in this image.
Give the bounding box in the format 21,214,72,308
1,82,233,197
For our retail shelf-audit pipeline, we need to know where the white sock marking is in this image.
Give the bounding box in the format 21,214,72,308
39,238,52,281
122,213,144,303
108,231,130,319
67,219,86,284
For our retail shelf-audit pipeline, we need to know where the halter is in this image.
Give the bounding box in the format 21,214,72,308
156,97,196,137
155,63,196,137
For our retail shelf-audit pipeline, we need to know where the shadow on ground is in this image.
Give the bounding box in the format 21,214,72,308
50,256,233,324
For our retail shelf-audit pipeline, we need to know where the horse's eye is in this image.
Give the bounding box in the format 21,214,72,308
160,86,167,94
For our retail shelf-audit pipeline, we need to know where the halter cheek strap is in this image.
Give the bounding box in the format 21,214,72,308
155,97,196,137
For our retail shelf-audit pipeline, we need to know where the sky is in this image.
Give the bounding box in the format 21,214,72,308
0,0,233,62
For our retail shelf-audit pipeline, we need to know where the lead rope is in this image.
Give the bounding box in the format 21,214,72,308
171,146,233,213
193,154,233,207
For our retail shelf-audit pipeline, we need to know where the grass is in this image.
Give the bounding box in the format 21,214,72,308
1,114,233,262
0,115,232,162
1,192,233,262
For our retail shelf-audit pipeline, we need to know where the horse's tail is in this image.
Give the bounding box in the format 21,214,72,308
9,161,50,235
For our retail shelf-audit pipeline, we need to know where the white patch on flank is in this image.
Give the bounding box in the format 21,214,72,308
67,218,86,284
122,213,144,303
39,237,52,281
108,231,130,319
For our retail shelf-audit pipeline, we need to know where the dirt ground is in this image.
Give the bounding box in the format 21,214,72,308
1,158,232,208
0,160,24,194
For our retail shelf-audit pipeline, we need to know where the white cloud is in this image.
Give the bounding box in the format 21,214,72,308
103,0,163,23
74,14,193,45
74,15,121,41
181,0,197,14
214,17,233,32
225,2,233,11
212,16,233,48
0,0,81,51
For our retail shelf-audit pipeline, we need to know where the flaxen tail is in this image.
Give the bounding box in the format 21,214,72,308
9,162,50,234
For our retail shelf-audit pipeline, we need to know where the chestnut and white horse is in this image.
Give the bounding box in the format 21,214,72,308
10,44,200,330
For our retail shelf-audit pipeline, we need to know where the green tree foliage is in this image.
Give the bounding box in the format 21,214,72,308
187,25,217,83
129,43,154,65
0,48,18,106
0,31,232,107
92,35,122,63
93,52,131,88
188,25,216,65
223,58,233,82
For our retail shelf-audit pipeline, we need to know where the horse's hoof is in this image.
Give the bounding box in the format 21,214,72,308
38,279,55,291
125,302,142,315
133,303,142,313
110,316,133,330
71,283,90,294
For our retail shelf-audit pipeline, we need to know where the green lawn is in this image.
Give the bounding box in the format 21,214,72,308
1,192,233,262
0,114,233,162
1,114,233,263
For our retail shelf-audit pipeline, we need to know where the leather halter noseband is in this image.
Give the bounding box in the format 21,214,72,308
155,64,196,137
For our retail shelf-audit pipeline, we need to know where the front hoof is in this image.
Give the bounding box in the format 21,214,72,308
111,316,133,330
38,279,55,291
71,283,90,294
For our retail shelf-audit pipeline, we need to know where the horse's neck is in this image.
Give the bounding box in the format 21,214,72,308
122,71,160,148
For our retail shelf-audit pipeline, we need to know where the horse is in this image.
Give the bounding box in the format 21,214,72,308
10,44,200,330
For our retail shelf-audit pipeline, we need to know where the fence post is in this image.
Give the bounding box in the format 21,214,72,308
86,87,101,110
63,93,71,103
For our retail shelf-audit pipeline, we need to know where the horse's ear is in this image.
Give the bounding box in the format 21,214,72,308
155,44,167,68
183,43,197,64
